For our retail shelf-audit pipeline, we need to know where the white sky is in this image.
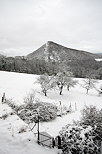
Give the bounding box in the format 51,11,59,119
0,0,102,56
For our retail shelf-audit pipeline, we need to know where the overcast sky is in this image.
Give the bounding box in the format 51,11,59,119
0,0,102,57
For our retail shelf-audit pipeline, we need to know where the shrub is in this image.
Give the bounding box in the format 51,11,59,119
59,106,102,154
18,102,57,123
60,124,100,154
81,106,102,137
81,105,99,127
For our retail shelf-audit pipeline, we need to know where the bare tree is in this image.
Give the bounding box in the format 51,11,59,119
82,77,97,94
55,71,72,95
37,73,55,96
66,78,78,91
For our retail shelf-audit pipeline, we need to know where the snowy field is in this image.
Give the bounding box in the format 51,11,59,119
0,71,102,154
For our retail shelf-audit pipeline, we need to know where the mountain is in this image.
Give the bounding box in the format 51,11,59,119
26,41,98,61
26,41,102,78
0,41,102,78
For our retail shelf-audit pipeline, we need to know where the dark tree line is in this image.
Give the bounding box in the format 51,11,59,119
0,56,102,79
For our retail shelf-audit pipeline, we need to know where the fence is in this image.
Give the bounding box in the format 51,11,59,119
35,131,53,148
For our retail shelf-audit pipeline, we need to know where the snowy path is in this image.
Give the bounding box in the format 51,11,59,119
38,111,81,137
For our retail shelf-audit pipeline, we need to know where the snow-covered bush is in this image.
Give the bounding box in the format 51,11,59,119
81,106,102,137
59,106,102,154
81,105,100,127
18,102,57,123
81,105,102,146
60,124,100,154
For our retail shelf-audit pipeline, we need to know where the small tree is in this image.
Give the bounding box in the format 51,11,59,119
66,78,78,91
37,74,55,96
82,77,97,94
55,71,72,95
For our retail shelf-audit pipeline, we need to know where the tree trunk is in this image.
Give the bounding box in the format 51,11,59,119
44,91,47,96
42,89,47,96
67,85,69,91
60,86,63,95
86,88,89,94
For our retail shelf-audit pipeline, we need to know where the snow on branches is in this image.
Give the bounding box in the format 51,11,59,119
37,73,56,96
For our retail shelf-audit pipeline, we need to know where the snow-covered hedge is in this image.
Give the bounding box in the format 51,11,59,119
18,102,57,123
60,124,100,154
4,98,57,123
59,105,102,154
81,105,102,139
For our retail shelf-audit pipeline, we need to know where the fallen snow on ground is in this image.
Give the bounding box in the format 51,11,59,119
95,58,102,61
0,71,102,154
0,103,59,154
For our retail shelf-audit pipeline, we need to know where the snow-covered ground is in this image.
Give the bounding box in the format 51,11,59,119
95,58,102,61
0,71,102,154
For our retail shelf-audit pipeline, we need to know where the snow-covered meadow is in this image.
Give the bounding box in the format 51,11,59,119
0,71,102,154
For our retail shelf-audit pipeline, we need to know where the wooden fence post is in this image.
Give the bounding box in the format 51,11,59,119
2,92,6,103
